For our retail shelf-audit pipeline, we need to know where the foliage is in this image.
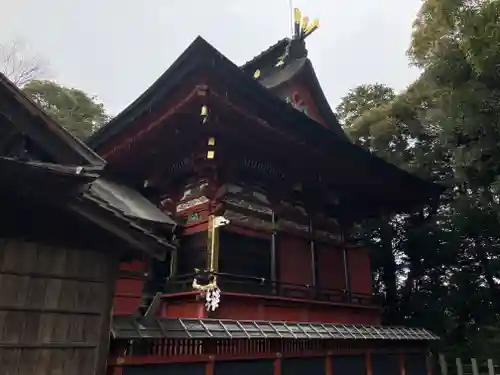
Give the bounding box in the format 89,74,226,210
337,0,500,358
23,80,110,140
0,37,47,87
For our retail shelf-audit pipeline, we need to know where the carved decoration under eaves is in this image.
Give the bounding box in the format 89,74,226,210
176,196,209,213
186,212,202,224
223,197,272,216
225,184,271,206
279,201,308,221
285,92,311,118
223,210,274,232
315,230,341,244
181,181,209,201
278,219,310,235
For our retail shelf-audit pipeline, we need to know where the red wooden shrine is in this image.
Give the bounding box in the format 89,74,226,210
88,9,442,375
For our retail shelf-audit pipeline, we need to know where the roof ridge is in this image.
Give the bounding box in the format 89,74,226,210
240,38,290,69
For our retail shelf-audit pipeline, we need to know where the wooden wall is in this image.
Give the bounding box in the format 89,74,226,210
0,239,118,375
209,293,381,324
278,234,312,286
113,260,147,316
316,244,346,291
347,247,372,295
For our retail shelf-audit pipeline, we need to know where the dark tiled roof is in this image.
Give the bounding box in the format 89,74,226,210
0,157,98,197
0,157,176,256
240,38,290,71
257,57,307,89
88,37,443,210
111,316,439,341
0,73,177,257
87,179,176,226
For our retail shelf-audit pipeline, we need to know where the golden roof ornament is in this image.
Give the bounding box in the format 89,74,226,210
293,8,319,40
274,7,320,69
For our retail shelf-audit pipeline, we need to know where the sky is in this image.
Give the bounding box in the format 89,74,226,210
0,0,423,115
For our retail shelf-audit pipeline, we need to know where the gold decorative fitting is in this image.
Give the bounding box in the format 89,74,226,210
207,150,215,159
294,8,301,26
304,18,319,37
208,137,215,146
192,276,218,292
253,69,261,79
293,7,319,39
200,105,208,116
275,58,285,68
301,16,309,32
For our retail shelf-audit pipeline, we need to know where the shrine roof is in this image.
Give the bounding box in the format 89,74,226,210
88,37,443,207
88,36,348,149
111,316,439,341
0,73,177,259
240,38,345,137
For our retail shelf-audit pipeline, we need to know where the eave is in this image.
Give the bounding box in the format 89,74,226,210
111,316,439,341
0,73,105,167
0,73,178,259
88,36,444,212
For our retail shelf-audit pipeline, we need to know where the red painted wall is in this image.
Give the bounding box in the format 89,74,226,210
113,259,147,316
209,293,380,324
161,294,207,319
278,234,312,286
316,244,346,291
347,247,372,295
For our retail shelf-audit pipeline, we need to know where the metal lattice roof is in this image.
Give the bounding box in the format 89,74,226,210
111,316,439,341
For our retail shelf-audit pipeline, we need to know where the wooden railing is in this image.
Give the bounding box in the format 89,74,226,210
164,272,376,307
437,354,498,375
110,336,398,359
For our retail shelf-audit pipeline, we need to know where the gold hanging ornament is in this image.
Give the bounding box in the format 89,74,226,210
200,105,209,123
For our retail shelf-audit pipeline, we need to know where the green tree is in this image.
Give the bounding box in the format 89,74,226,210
23,80,110,139
337,0,500,356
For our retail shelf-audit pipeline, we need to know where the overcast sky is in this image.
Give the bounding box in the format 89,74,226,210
1,0,422,115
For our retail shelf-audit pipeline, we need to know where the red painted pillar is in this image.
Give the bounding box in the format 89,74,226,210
426,353,433,375
206,358,215,375
366,351,373,375
326,354,333,375
274,355,282,375
399,352,406,375
108,366,123,375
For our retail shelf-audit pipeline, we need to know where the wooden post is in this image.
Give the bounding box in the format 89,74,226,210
455,358,463,375
366,351,373,375
206,359,215,375
271,209,277,292
399,352,406,375
274,355,282,375
439,354,448,375
326,354,332,375
487,359,495,375
471,358,479,375
309,218,317,288
427,354,433,375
